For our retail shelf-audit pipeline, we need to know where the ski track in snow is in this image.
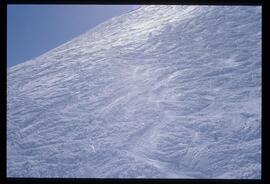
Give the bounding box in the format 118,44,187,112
7,5,261,178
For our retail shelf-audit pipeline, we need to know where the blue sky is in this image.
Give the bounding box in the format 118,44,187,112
7,5,140,68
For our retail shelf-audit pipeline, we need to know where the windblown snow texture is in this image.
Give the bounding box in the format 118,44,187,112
7,6,261,178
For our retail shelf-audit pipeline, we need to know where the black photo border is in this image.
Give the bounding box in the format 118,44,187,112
1,0,267,184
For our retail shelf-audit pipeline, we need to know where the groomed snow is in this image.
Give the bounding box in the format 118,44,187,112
7,5,261,178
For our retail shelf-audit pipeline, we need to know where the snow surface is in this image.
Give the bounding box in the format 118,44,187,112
7,5,261,178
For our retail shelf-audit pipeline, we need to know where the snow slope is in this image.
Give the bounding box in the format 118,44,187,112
7,5,261,178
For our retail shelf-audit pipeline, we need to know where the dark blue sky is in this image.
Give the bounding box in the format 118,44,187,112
7,5,140,68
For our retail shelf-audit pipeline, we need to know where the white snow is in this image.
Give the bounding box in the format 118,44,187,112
7,5,261,178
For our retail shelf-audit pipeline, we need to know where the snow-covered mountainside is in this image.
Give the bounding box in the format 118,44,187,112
7,5,261,178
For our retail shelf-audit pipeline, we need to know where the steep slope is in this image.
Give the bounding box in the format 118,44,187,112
7,5,261,178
